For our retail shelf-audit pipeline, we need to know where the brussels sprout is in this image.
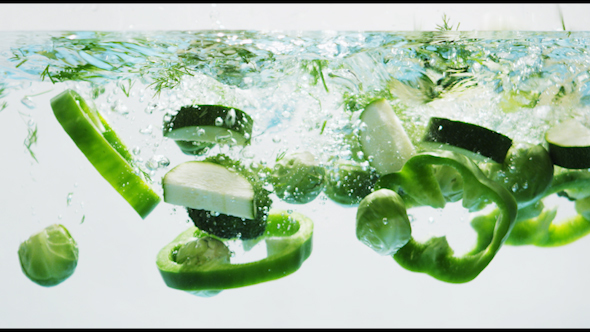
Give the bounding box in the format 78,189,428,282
18,224,79,287
324,160,379,206
356,189,411,255
174,236,231,267
271,151,326,204
481,142,553,207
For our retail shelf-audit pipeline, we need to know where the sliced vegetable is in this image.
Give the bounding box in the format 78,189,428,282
504,169,590,247
156,209,313,293
163,154,272,240
163,105,253,147
51,89,160,219
18,224,79,287
421,117,513,164
356,189,412,256
163,161,256,220
270,151,326,204
358,99,416,175
545,119,590,169
376,150,518,283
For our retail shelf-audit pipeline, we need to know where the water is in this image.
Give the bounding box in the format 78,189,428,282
2,30,590,327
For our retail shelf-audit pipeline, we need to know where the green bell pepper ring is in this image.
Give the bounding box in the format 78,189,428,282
377,150,518,283
156,209,313,293
51,90,161,219
504,169,590,247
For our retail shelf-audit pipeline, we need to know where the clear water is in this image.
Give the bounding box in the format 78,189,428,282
2,30,590,328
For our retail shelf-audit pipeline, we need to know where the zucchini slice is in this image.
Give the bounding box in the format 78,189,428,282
545,119,590,169
163,161,256,220
51,90,160,219
421,117,513,164
163,105,253,147
358,99,416,175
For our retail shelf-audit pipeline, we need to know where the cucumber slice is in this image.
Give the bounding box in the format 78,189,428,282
51,90,160,219
163,105,253,147
174,140,215,156
545,119,590,169
421,117,513,164
162,161,256,220
358,99,416,175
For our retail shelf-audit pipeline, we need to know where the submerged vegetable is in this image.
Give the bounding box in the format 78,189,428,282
377,150,518,283
18,224,79,287
163,154,272,240
481,142,554,207
50,89,160,219
157,209,313,295
324,160,379,206
356,189,412,256
270,151,326,204
504,169,590,247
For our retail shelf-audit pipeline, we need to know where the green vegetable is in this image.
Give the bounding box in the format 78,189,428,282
376,150,518,283
356,189,412,255
270,151,326,204
50,89,160,219
156,209,313,294
421,117,513,164
163,154,272,240
545,119,590,169
163,105,253,148
480,142,554,208
324,160,379,206
504,169,590,247
358,99,416,175
18,224,79,287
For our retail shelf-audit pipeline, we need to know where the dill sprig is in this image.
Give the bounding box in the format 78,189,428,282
436,14,460,31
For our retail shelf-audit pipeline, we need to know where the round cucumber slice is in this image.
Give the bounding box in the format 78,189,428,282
545,119,590,169
51,89,160,219
163,105,253,147
358,99,416,175
421,117,513,164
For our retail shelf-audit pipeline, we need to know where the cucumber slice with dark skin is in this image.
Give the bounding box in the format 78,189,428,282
421,117,513,164
51,90,161,219
163,105,253,147
545,119,590,169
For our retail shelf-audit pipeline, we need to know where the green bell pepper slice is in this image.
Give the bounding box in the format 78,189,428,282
503,169,590,247
377,150,518,283
51,89,161,219
156,209,313,294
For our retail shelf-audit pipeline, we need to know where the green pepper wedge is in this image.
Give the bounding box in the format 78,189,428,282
51,89,160,219
156,209,313,293
377,150,518,283
503,169,590,247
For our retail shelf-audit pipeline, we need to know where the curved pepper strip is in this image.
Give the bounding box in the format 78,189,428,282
156,209,313,293
377,151,518,283
503,169,590,247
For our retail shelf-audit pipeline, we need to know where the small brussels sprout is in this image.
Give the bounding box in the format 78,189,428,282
356,189,412,256
18,224,79,287
175,236,231,267
482,142,553,207
271,151,326,204
325,160,379,206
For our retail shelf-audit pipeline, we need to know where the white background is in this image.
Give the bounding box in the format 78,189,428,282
1,3,590,328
